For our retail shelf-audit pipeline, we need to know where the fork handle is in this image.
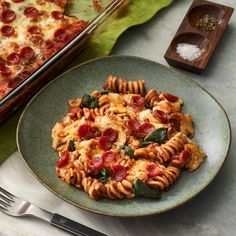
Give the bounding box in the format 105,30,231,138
50,213,107,236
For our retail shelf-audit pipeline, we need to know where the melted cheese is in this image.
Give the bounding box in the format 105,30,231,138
107,93,127,113
0,0,79,83
128,159,150,174
94,116,126,147
180,114,194,138
138,109,167,129
0,0,63,49
77,139,100,156
185,143,206,171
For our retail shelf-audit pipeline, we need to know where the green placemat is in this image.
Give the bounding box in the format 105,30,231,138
0,0,173,164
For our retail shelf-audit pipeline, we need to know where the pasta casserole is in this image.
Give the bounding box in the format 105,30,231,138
51,75,206,200
0,0,89,99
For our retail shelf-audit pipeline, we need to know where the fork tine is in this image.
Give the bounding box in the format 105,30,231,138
0,193,13,204
0,204,7,211
0,187,15,200
0,198,10,208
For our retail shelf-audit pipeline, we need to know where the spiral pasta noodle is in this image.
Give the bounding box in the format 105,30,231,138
103,75,146,95
147,165,181,190
134,132,188,163
82,177,105,200
105,177,135,199
145,89,160,107
57,167,87,188
116,156,136,168
52,75,206,201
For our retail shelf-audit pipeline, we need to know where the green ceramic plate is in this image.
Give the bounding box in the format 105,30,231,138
17,56,231,217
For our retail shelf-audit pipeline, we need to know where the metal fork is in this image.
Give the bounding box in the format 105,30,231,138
0,187,107,236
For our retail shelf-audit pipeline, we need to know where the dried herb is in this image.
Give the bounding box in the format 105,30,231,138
196,14,218,32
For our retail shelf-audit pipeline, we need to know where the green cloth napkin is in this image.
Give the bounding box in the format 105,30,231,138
0,0,173,164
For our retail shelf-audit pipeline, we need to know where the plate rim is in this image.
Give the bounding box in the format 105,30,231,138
16,55,232,217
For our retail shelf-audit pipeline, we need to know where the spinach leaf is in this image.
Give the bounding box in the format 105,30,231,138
69,140,76,152
80,94,99,109
144,127,168,144
96,168,110,184
141,141,153,147
121,145,136,159
144,102,152,109
132,179,161,199
101,89,113,95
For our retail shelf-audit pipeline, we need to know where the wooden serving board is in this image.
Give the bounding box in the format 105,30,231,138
164,0,234,73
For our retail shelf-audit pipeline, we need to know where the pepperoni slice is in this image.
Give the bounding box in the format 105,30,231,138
52,0,67,8
179,148,191,165
56,151,69,168
102,128,118,142
169,118,181,131
24,7,39,18
8,77,24,88
139,122,155,136
0,66,12,77
30,36,44,46
20,47,35,59
126,119,140,132
0,59,6,70
51,11,64,20
1,25,15,36
7,52,20,65
1,2,10,9
98,136,112,151
54,28,68,42
74,20,88,31
146,164,162,177
131,95,145,107
112,165,127,182
16,70,31,80
89,156,104,171
45,40,56,49
78,124,94,140
102,150,117,167
28,26,41,34
1,9,16,23
153,109,168,124
164,93,178,103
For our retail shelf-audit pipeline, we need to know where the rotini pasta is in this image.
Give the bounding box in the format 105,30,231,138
51,75,206,200
103,75,146,95
134,132,188,163
145,89,160,107
105,177,135,199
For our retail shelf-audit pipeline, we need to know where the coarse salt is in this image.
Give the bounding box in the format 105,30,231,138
176,43,202,61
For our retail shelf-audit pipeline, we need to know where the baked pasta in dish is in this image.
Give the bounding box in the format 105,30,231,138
51,75,206,200
0,0,89,99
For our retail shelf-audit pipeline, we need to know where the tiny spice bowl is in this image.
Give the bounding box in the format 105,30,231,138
164,0,234,74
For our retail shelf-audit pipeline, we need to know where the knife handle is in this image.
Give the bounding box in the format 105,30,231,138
51,213,107,236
